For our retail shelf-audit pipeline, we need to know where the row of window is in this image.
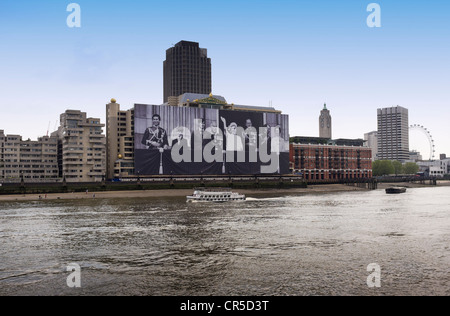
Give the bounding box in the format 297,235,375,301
3,170,58,174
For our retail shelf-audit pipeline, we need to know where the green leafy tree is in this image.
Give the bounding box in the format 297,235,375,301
392,161,404,175
404,162,419,175
372,160,395,176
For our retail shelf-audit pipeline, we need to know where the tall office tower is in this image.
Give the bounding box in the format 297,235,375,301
364,131,378,161
163,40,212,103
377,106,409,161
106,99,135,180
319,104,332,139
54,110,106,182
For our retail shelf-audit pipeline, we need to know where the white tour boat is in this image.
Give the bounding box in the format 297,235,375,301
187,188,246,203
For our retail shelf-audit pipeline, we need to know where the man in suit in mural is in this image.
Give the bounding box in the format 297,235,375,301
259,124,272,155
141,114,169,150
190,118,210,149
271,125,284,153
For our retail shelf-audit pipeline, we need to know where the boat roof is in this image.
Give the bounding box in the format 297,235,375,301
194,187,232,192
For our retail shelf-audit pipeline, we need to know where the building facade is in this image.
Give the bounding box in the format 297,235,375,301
135,93,289,176
364,131,378,161
408,151,422,162
290,139,372,180
163,41,212,103
171,92,282,114
54,110,106,182
106,93,288,178
418,159,450,177
319,104,332,139
0,131,4,178
377,106,409,161
0,130,59,181
106,99,135,179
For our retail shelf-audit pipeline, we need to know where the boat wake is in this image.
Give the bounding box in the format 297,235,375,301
244,197,285,202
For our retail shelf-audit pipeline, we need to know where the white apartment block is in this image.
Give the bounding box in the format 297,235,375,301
54,110,106,182
0,130,59,181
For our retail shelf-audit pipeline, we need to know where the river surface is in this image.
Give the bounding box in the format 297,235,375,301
0,187,449,296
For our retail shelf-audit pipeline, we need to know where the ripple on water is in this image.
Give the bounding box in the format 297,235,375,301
0,187,449,296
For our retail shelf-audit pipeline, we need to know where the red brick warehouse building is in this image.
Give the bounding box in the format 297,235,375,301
290,137,373,181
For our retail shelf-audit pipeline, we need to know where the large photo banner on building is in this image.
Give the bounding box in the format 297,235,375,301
134,104,289,176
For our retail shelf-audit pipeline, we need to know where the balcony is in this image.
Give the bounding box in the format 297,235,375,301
79,122,105,128
63,162,82,168
88,171,105,176
89,139,105,145
63,171,80,176
63,128,84,135
66,149,84,154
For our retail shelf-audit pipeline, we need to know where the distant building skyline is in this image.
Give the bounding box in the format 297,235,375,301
1,1,449,156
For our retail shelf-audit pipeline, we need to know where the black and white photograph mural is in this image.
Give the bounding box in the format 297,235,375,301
134,104,289,175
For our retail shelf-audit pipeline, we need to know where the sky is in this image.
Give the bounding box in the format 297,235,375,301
0,0,449,158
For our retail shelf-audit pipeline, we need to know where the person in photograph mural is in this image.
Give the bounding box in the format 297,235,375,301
271,125,286,153
205,121,223,156
171,132,185,148
141,114,169,150
220,116,244,152
259,123,272,156
190,118,210,150
243,119,258,151
171,130,189,156
219,111,266,174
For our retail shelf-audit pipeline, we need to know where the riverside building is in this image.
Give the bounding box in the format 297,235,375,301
0,130,59,181
53,110,106,182
287,105,372,181
106,93,289,179
290,137,373,180
106,99,135,179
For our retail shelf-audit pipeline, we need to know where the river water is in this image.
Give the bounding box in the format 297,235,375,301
0,187,449,296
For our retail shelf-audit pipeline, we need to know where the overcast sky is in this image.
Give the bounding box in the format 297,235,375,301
1,0,449,158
